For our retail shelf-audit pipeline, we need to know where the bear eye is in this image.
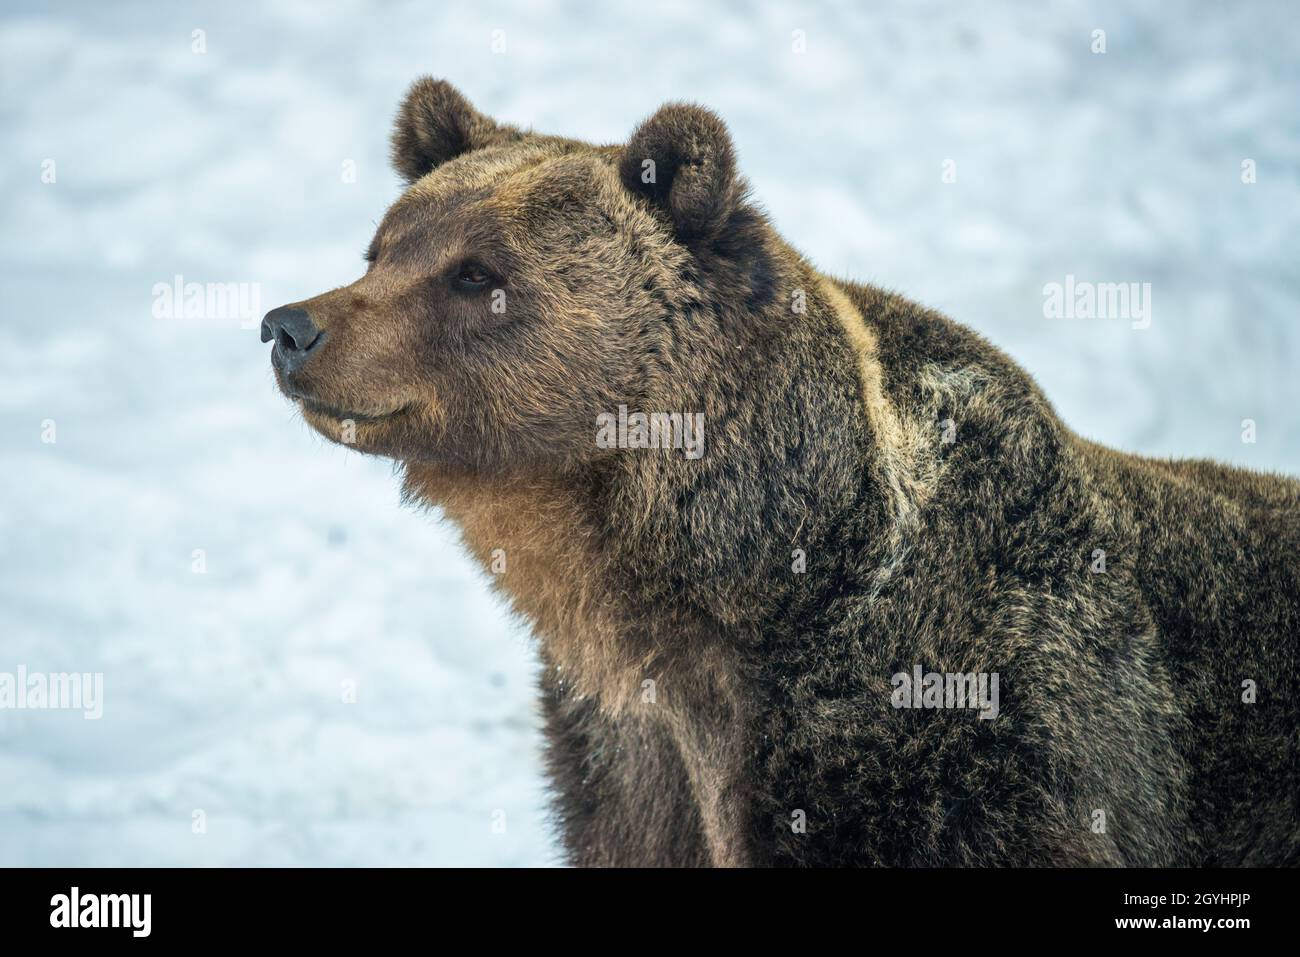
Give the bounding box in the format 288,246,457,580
453,263,493,292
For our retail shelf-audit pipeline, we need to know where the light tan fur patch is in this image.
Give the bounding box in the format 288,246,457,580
817,275,934,525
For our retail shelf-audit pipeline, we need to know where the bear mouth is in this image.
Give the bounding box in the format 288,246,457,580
295,394,405,424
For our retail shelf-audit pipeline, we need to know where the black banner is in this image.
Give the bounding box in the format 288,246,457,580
0,867,1283,942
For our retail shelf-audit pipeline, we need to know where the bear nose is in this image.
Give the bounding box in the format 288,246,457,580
261,306,323,373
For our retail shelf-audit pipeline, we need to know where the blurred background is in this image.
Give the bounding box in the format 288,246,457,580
1,0,1296,866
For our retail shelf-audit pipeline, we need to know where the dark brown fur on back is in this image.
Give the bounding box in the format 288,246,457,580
266,79,1300,866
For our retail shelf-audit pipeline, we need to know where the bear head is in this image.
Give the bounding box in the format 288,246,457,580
261,78,784,474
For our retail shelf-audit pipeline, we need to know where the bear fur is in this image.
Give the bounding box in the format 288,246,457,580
264,78,1300,867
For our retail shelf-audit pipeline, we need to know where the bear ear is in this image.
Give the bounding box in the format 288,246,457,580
619,103,742,240
391,78,516,183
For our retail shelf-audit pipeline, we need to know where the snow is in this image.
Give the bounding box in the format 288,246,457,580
1,0,1296,866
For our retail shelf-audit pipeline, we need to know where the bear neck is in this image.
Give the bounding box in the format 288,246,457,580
403,256,920,715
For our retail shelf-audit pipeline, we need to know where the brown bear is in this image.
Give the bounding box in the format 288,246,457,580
262,78,1300,867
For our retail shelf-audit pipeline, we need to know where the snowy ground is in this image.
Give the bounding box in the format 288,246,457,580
1,0,1296,866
